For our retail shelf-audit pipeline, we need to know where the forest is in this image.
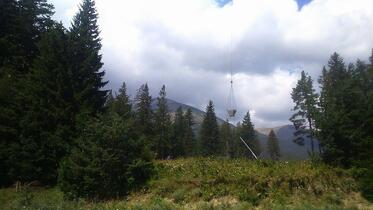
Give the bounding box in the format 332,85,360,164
0,0,372,209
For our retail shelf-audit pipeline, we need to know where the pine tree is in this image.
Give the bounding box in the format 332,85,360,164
199,101,220,156
58,111,153,200
18,0,55,67
134,83,154,140
0,0,54,186
183,108,196,156
239,111,261,158
105,90,115,109
10,24,74,184
228,122,243,158
290,71,318,152
0,0,22,70
69,0,108,117
154,85,172,159
171,106,185,157
317,53,352,166
112,82,132,119
267,130,280,160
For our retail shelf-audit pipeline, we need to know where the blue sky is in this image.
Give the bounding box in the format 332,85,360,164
216,0,312,10
296,0,312,10
215,0,232,7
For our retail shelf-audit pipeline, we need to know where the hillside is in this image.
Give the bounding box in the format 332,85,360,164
1,158,371,209
150,98,226,127
152,98,316,160
256,125,319,160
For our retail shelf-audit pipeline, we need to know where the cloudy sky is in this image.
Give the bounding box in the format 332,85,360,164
50,0,373,128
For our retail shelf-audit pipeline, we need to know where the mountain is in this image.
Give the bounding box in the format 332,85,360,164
256,125,320,160
150,98,226,131
150,98,317,160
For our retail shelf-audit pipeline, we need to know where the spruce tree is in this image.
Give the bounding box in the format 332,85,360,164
228,123,243,158
154,85,172,159
239,111,261,158
134,83,154,140
183,108,196,156
290,71,318,152
317,52,373,168
58,111,153,200
112,82,132,119
69,0,108,117
105,90,115,109
171,106,185,157
317,53,352,166
0,0,54,186
199,101,220,156
11,24,74,184
267,130,280,160
18,0,54,67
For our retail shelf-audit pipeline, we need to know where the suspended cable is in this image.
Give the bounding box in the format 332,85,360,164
227,24,236,118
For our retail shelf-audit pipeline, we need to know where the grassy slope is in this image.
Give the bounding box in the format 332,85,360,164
1,158,372,210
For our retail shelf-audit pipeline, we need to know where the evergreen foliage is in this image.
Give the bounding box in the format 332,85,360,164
316,53,370,167
183,108,196,156
12,24,74,184
112,82,132,119
0,0,55,186
267,130,281,160
58,111,153,200
219,120,232,158
68,0,108,117
228,123,242,158
308,51,373,200
199,101,220,156
154,85,172,159
171,107,185,157
134,83,154,141
290,71,319,152
239,111,261,158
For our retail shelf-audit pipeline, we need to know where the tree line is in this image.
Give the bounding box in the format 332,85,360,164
0,0,266,200
290,51,373,200
109,82,264,160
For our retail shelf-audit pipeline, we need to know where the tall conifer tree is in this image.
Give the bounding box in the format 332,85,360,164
112,82,132,119
0,0,54,185
69,0,108,117
134,83,154,142
317,53,352,166
183,108,196,156
239,111,261,158
154,85,171,159
290,71,318,152
11,24,73,184
199,101,220,156
267,130,281,160
171,107,185,157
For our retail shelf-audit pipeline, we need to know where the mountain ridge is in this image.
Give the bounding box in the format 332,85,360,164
150,98,315,160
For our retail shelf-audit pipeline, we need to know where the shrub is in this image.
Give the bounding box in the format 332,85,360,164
58,113,153,200
360,165,373,202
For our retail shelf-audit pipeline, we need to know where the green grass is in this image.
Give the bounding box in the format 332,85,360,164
1,158,372,209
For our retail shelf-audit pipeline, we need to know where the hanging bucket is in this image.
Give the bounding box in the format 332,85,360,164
227,80,237,118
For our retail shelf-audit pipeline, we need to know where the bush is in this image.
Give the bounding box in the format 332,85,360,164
58,113,153,200
361,165,373,202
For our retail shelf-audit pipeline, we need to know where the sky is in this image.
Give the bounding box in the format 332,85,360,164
50,0,373,128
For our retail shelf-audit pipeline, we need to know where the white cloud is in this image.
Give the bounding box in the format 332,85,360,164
50,0,373,127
